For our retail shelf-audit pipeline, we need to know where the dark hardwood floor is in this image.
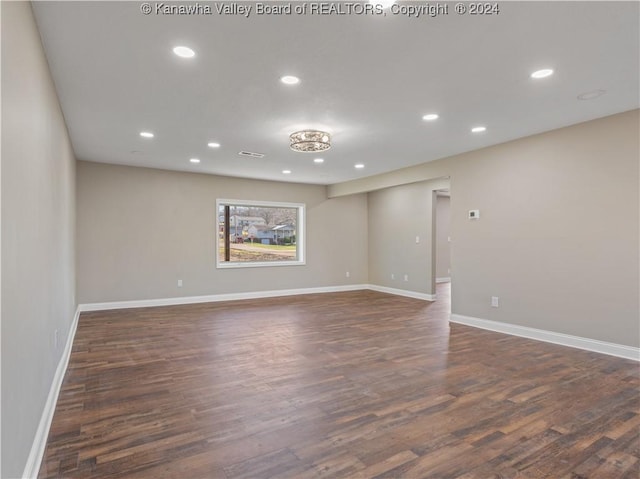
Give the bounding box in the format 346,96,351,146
39,283,639,478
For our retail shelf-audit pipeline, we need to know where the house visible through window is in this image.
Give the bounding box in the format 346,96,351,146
216,200,305,268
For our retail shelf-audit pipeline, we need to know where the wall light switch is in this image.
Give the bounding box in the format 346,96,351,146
404,274,409,282
177,279,183,287
491,296,499,307
415,236,420,244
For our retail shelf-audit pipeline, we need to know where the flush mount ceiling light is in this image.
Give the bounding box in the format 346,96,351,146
422,113,439,121
471,126,487,133
354,163,365,169
139,131,154,138
189,158,200,164
314,158,324,164
207,142,220,148
289,130,331,153
173,46,195,58
282,169,292,174
280,75,300,85
531,68,554,79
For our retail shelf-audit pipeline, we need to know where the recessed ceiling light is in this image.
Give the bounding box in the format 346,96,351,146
190,158,200,164
280,75,300,85
354,164,365,169
173,46,195,58
422,113,439,121
471,126,487,133
314,158,324,164
531,68,554,79
139,131,154,138
577,89,606,101
369,0,396,8
282,169,292,174
207,142,220,148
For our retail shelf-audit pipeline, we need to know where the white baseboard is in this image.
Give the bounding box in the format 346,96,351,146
450,314,640,362
367,284,436,301
79,284,438,312
436,277,451,283
79,284,371,312
22,306,81,479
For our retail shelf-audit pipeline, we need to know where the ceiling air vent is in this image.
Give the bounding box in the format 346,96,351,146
238,151,265,158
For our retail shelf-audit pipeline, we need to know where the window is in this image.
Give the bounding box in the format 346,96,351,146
216,199,305,268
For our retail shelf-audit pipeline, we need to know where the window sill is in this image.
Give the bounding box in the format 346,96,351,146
217,260,306,269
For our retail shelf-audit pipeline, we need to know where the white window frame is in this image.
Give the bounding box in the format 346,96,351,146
216,199,306,269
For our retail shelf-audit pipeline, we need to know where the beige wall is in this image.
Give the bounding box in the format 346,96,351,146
1,3,77,477
368,178,449,295
435,195,451,280
339,110,640,347
76,161,368,303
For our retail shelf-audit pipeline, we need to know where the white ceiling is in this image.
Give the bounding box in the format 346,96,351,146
32,1,639,185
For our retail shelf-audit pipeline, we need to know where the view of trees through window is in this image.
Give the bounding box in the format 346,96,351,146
217,202,302,265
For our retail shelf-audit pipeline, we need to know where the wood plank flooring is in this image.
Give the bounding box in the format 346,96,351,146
39,284,639,478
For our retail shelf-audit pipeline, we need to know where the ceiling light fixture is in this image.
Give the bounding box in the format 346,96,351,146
314,158,324,164
282,169,292,174
173,46,195,58
422,113,439,121
189,158,200,163
207,142,220,148
471,126,487,133
355,164,365,169
280,75,300,85
140,131,154,138
577,89,606,101
531,68,554,79
289,130,331,153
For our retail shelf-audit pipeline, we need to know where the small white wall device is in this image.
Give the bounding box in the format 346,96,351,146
468,209,480,219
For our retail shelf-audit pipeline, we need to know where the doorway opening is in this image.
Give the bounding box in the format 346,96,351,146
434,189,451,310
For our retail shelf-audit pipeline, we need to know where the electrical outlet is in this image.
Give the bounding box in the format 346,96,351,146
345,271,350,278
491,296,499,307
404,274,409,282
177,279,183,287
